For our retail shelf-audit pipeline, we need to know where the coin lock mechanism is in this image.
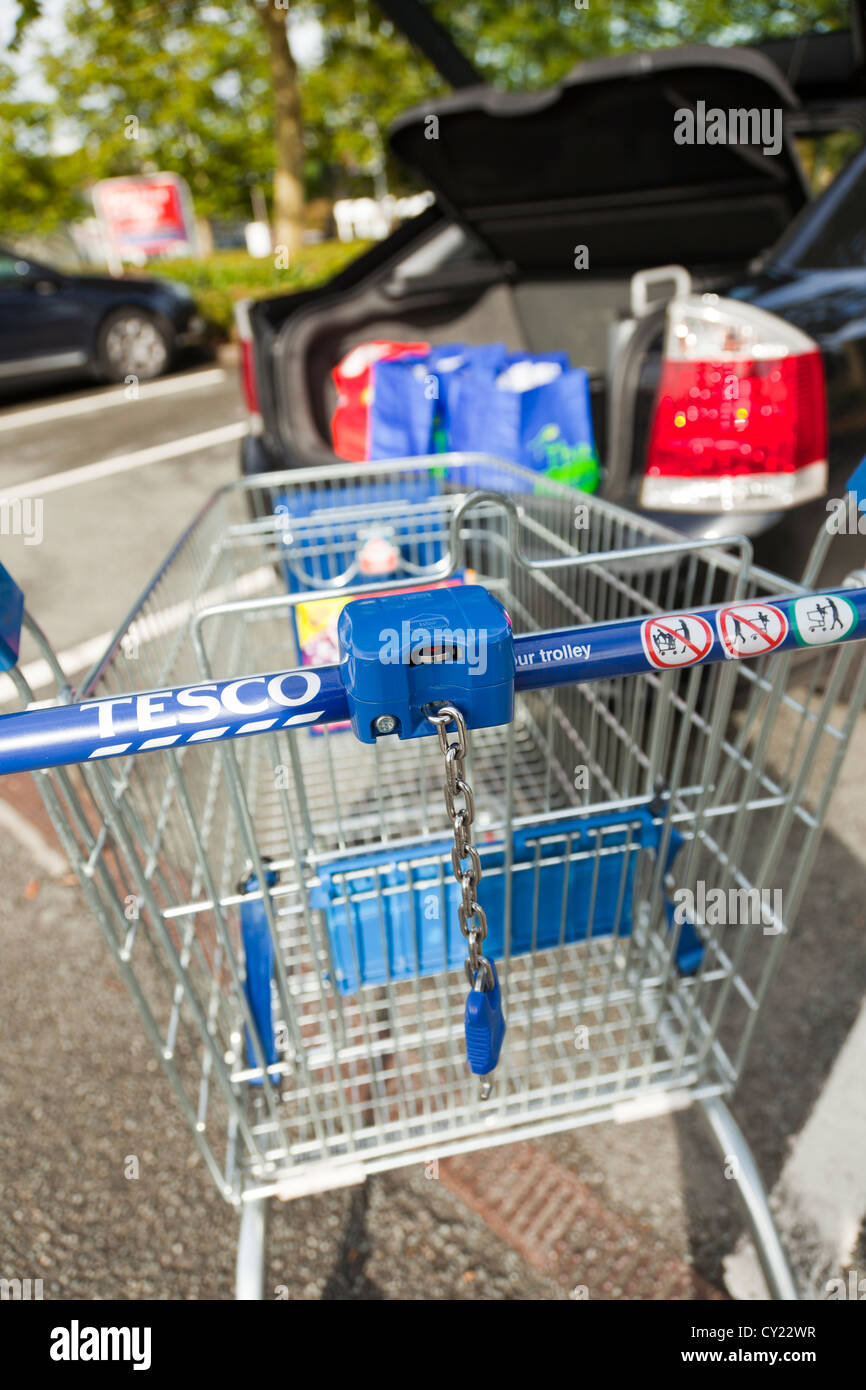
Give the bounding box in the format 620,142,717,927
337,584,515,743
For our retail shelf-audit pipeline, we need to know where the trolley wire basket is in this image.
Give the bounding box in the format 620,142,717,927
3,452,866,1299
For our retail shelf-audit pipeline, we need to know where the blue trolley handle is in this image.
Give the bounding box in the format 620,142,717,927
2,581,866,775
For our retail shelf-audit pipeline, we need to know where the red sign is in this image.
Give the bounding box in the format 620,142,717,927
93,174,195,259
716,603,788,660
641,613,713,669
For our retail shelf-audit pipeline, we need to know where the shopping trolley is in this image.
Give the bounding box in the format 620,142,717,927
3,454,866,1301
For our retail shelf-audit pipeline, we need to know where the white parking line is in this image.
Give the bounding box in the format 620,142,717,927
0,797,67,877
0,631,113,706
1,420,248,499
0,367,227,433
725,993,866,1298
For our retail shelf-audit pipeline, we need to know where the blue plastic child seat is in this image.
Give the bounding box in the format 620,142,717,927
311,805,701,994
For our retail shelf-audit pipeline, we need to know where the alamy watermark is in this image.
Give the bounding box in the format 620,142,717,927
50,1321,151,1370
672,881,782,935
674,102,783,158
0,496,43,545
825,1268,866,1299
825,492,866,534
378,623,488,676
0,1276,43,1300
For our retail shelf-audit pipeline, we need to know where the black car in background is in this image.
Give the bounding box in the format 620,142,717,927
0,244,208,388
237,1,866,566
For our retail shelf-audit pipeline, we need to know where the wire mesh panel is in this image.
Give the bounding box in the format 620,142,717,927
15,456,866,1204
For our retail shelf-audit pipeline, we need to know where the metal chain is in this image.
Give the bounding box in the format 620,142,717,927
426,703,493,992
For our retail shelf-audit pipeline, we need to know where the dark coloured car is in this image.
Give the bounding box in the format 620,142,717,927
0,245,208,388
237,3,866,562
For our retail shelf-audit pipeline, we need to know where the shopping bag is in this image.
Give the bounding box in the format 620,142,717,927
367,350,440,460
431,342,511,457
449,353,600,492
447,352,569,454
368,342,508,460
330,339,430,461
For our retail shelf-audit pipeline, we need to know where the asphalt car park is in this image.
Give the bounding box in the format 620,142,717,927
0,365,244,653
1,368,865,1300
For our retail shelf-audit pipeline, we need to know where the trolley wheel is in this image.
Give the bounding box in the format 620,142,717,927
701,1096,799,1300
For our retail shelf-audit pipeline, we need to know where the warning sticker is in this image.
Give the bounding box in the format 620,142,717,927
716,602,788,660
791,594,857,647
641,613,714,669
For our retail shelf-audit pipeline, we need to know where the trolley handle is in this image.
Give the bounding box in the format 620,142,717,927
2,579,866,777
0,562,23,673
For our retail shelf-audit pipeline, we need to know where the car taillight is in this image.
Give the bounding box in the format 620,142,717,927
641,294,827,512
240,339,261,416
234,299,262,425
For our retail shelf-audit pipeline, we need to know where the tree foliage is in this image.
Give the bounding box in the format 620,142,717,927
8,0,440,228
301,1,443,198
426,0,852,90
3,0,857,237
0,62,87,232
36,2,275,223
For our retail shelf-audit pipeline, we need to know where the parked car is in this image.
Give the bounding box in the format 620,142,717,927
237,7,866,562
0,245,208,387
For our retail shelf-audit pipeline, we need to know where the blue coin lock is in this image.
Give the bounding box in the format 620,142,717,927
465,960,506,1075
337,584,515,743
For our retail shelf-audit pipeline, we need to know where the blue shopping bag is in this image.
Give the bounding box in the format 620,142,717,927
274,476,447,589
368,342,509,460
449,353,600,492
432,342,508,452
367,351,437,459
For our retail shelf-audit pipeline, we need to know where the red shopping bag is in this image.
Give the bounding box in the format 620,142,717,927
331,340,430,460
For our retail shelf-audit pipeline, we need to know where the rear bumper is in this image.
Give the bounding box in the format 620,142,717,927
636,506,783,542
240,431,345,477
639,461,828,515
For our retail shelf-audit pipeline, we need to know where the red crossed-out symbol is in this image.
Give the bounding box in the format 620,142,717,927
641,613,714,669
716,602,788,659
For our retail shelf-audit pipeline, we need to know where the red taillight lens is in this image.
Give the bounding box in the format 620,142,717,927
234,300,262,421
642,295,827,512
240,338,260,417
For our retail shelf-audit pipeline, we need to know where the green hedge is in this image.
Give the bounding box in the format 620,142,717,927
154,241,372,337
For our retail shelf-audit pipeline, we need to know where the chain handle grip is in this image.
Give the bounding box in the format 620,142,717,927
465,959,506,1079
